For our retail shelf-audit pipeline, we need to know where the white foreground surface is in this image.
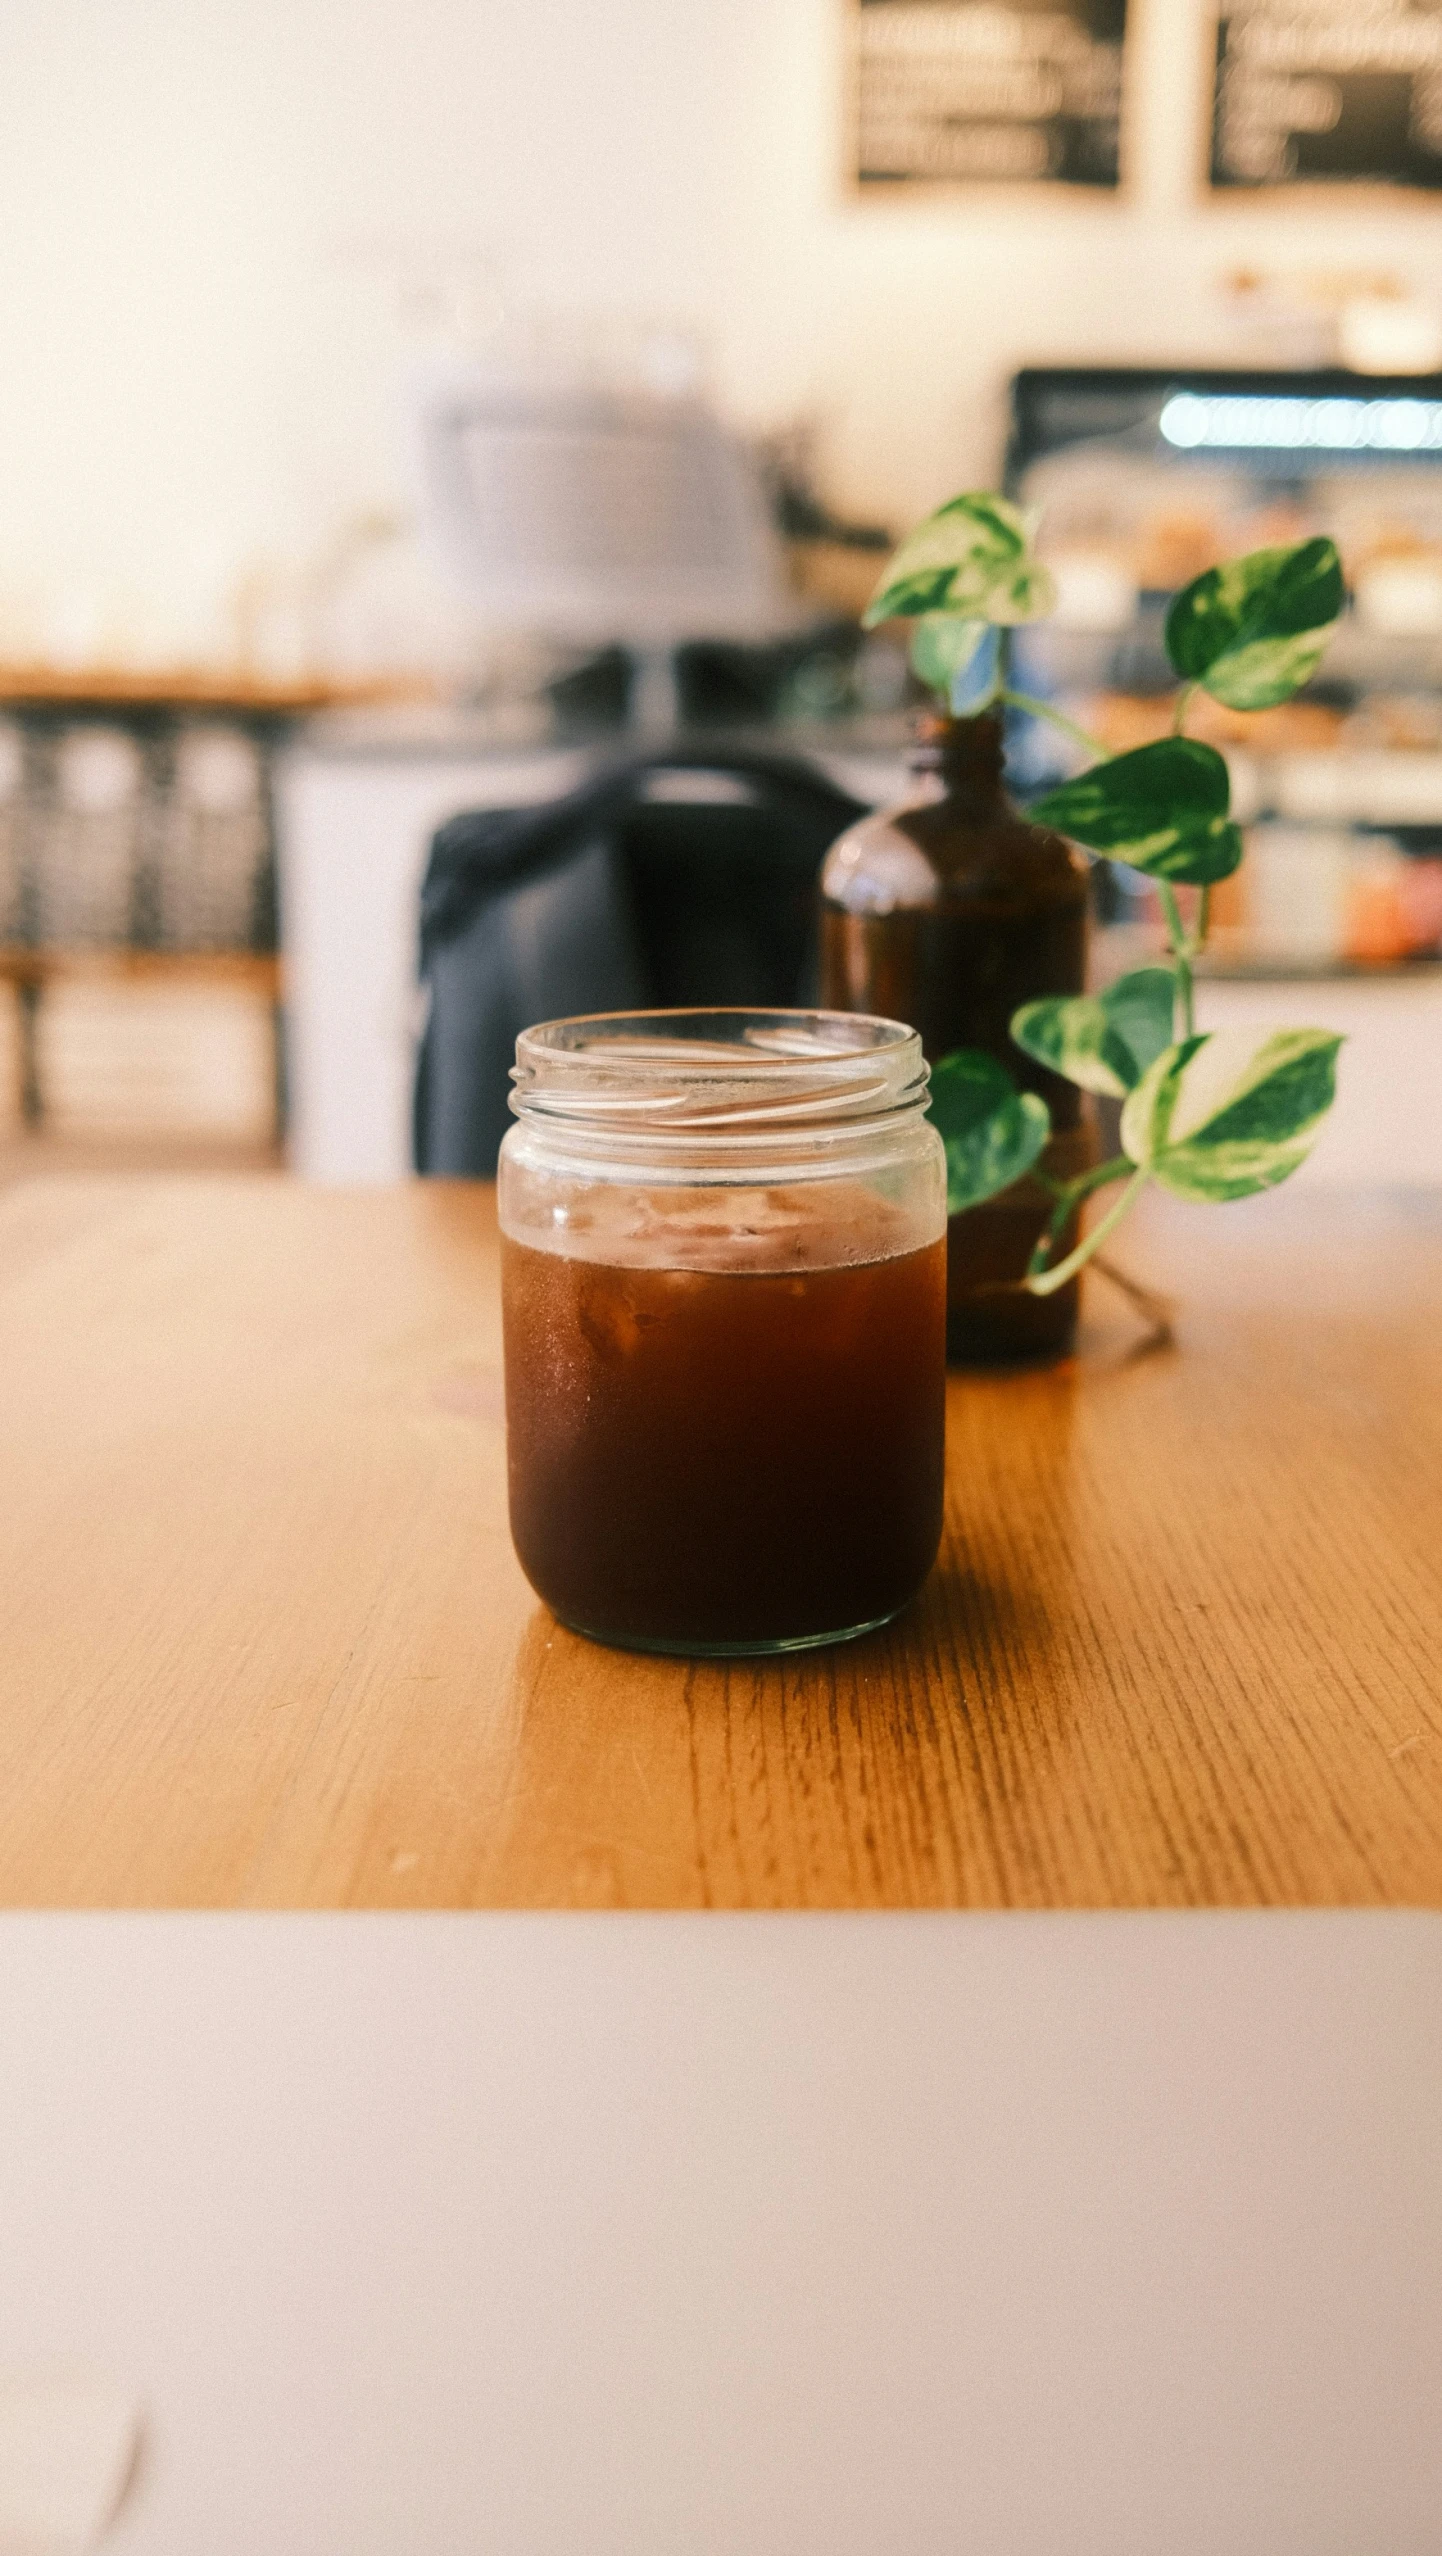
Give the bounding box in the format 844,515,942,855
2,1911,1437,2556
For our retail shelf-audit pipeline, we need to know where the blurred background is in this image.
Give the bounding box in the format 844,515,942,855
3,0,1442,1182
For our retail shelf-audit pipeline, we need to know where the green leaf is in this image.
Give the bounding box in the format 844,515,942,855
1120,1028,1343,1201
950,625,1003,713
928,1048,1051,1213
1165,538,1344,711
864,491,1056,628
1100,968,1178,1083
982,557,1058,627
1011,967,1177,1099
871,566,962,620
1032,739,1244,886
909,614,987,696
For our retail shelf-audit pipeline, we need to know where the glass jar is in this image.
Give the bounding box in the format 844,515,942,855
820,710,1093,1363
498,1008,947,1656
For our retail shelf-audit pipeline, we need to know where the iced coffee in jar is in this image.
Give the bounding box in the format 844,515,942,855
498,1008,947,1656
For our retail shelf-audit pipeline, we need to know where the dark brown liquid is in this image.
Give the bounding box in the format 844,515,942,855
502,1233,947,1652
819,713,1091,1363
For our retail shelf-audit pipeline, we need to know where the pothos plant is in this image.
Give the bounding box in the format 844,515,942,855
864,493,1346,1302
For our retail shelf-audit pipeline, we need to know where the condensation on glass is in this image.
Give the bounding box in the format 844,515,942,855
498,1008,948,1657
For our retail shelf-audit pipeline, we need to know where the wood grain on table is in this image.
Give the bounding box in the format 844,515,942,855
2,1175,1439,1911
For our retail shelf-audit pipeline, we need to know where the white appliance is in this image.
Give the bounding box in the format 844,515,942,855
414,370,792,654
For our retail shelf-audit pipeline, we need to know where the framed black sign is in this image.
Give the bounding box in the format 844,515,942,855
1212,0,1442,191
854,0,1127,192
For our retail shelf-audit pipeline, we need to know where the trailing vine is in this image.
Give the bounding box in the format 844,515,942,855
864,495,1345,1294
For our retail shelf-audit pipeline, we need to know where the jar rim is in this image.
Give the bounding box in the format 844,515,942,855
510,1007,928,1137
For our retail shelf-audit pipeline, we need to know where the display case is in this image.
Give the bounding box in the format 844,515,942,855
1005,366,1442,975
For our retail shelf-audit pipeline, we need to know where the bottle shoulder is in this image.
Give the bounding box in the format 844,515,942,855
820,805,943,913
820,793,1089,917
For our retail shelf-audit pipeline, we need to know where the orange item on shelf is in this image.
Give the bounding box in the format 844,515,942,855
1206,867,1246,934
1400,859,1442,955
1344,851,1412,964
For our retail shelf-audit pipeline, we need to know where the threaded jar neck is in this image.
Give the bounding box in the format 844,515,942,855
508,1007,932,1180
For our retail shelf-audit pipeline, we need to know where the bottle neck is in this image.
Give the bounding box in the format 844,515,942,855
909,710,1010,817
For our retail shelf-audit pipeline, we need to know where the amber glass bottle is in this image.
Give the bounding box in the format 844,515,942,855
819,710,1092,1362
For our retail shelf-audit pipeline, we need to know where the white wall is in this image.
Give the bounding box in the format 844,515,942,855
3,0,1442,652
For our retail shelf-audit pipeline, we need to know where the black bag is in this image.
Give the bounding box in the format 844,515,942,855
413,748,866,1176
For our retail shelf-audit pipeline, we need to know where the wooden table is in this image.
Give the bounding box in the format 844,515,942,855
3,1175,1440,1910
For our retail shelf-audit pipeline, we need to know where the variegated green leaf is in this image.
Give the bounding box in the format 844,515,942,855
1100,967,1178,1083
928,1048,1051,1214
1165,538,1344,711
1120,1028,1342,1200
870,566,963,620
1011,968,1177,1098
1032,739,1244,886
909,614,988,696
864,491,1055,628
983,556,1057,625
950,624,1004,714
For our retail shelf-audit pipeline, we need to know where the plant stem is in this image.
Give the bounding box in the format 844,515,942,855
1025,1166,1151,1298
1166,685,1214,983
999,688,1106,763
1156,880,1194,1036
1026,1154,1135,1277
